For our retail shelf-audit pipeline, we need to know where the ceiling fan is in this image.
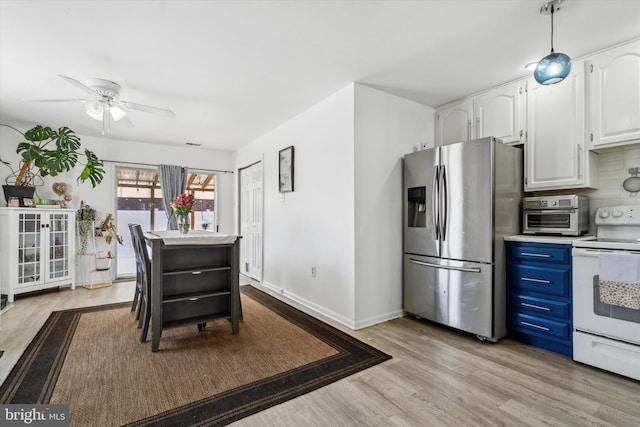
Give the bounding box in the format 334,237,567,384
24,75,176,135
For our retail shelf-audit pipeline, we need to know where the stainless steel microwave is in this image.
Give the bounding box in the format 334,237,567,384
522,195,589,236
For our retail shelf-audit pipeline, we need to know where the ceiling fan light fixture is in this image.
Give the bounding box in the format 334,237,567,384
110,105,127,122
85,100,103,121
534,0,571,85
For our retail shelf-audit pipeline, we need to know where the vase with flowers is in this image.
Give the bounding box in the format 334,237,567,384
171,192,194,234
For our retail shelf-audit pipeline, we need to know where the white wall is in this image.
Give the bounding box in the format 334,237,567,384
234,83,434,329
353,84,434,328
235,84,356,325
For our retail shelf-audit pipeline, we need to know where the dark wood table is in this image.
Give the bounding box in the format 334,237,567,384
144,231,240,352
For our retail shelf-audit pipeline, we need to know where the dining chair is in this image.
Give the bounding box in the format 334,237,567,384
130,224,151,342
127,223,143,319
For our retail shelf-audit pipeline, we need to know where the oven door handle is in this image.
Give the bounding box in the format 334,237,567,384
572,248,605,258
573,248,640,258
524,209,577,214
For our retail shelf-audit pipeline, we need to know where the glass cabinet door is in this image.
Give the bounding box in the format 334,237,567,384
48,212,71,280
17,212,42,286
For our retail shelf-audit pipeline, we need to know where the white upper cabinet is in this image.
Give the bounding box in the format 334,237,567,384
526,61,598,191
587,40,640,149
436,80,526,146
436,99,474,146
475,80,526,145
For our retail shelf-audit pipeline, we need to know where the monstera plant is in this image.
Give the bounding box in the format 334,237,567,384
1,124,105,203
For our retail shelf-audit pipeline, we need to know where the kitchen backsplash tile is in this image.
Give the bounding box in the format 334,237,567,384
575,144,640,232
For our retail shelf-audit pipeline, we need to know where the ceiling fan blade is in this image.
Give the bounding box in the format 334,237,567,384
58,75,98,96
121,100,175,118
118,116,135,128
22,98,88,103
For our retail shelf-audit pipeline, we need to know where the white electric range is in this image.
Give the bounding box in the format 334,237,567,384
572,205,640,381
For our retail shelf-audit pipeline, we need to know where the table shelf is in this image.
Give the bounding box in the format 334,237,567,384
162,289,231,304
162,265,231,276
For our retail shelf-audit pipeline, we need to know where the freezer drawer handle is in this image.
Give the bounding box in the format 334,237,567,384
520,252,551,258
409,259,481,273
521,302,551,311
521,277,551,284
520,321,550,331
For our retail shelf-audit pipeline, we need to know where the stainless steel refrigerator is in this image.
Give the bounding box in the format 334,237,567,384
403,137,522,341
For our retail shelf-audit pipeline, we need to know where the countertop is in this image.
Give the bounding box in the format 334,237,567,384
504,234,596,245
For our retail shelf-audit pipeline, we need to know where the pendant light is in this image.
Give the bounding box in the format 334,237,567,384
534,0,571,85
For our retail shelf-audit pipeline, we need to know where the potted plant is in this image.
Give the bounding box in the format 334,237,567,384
0,124,105,204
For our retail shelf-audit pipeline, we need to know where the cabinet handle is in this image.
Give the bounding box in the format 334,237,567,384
467,120,472,141
521,277,551,284
520,252,551,258
520,321,550,331
521,302,551,311
577,144,583,179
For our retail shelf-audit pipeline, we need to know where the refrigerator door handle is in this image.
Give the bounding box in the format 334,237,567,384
440,165,448,241
432,166,440,240
409,258,482,273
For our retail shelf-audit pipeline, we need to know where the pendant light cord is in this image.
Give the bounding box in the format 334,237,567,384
550,5,555,53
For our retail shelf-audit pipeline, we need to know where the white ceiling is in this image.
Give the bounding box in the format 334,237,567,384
1,0,639,151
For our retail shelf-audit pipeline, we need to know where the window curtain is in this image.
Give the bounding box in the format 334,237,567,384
158,164,188,230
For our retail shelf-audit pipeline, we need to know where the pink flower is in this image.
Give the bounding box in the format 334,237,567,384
172,192,195,217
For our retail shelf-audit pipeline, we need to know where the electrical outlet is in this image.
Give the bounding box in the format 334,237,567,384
311,266,316,277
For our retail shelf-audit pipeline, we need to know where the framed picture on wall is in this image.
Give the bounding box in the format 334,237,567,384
278,146,294,193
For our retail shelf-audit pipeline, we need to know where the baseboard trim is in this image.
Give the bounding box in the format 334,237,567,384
255,281,403,331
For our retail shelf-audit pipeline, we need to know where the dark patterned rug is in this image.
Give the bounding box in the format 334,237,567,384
0,286,390,426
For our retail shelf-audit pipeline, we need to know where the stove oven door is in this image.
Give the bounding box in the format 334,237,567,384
572,247,640,380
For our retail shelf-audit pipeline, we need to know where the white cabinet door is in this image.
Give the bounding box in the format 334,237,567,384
475,80,526,145
526,61,597,190
588,40,640,148
0,208,75,303
436,99,474,146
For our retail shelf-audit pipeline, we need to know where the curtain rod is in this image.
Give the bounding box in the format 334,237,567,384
101,159,234,174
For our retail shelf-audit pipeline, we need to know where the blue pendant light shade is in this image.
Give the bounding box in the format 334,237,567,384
534,52,571,85
534,0,571,85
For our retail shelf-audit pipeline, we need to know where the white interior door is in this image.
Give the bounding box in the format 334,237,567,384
240,162,263,281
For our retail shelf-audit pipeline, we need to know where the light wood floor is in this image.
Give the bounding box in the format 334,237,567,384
1,282,639,426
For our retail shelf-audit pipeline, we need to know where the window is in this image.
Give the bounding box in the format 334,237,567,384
115,167,216,276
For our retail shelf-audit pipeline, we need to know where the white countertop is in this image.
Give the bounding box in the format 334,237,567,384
504,234,596,245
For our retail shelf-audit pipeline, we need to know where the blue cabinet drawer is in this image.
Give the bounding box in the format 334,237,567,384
511,264,570,298
511,294,570,320
510,313,570,340
509,244,570,264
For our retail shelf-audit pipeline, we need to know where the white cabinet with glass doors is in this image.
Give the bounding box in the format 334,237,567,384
0,208,75,303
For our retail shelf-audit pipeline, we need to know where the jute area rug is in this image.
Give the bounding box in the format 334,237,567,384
0,286,390,426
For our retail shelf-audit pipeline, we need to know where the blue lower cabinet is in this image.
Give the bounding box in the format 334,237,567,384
506,241,572,357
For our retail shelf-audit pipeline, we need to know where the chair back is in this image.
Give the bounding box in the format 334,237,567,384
129,224,150,272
